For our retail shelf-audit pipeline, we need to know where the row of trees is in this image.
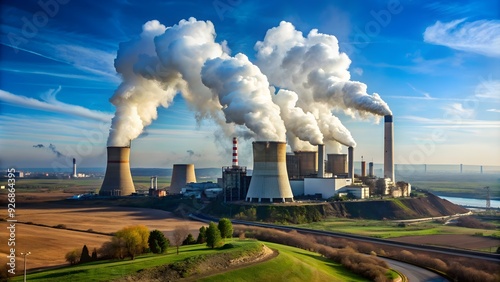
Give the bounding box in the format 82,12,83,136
65,219,234,264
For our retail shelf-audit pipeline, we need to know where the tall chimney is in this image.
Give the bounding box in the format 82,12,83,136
170,164,196,194
317,144,325,178
384,115,395,182
232,137,238,167
369,161,374,177
246,141,294,203
361,161,366,177
150,177,155,189
99,146,136,196
72,158,77,178
348,146,354,180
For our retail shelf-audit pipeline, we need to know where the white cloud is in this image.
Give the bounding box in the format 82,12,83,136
400,115,500,129
0,88,112,122
424,19,500,57
487,109,500,113
475,79,500,100
352,67,363,76
442,103,474,119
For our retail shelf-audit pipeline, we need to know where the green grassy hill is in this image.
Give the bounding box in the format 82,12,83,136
12,240,368,282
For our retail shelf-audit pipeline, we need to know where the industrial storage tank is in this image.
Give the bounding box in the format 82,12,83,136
326,154,348,176
294,151,318,178
99,146,136,196
170,164,196,194
246,141,294,203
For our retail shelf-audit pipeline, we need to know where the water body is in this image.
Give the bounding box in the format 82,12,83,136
440,196,500,209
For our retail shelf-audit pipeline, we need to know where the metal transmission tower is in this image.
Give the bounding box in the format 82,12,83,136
485,186,490,209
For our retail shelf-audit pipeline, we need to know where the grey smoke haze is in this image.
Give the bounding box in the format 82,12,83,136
33,143,66,158
106,18,392,151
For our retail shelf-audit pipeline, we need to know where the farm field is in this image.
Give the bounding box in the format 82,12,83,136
295,218,500,251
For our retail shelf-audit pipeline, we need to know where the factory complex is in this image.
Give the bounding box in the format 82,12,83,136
97,115,410,204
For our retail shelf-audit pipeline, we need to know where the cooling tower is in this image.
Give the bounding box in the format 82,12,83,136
99,146,136,196
348,146,354,180
246,141,294,203
384,115,395,181
317,144,325,178
170,164,196,194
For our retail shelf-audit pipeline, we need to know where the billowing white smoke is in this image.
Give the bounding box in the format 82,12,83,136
255,21,392,147
108,20,175,146
271,88,323,145
202,54,286,141
107,18,391,151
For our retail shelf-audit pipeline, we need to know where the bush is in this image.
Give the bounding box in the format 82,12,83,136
456,216,495,229
206,222,223,249
182,233,197,245
54,224,67,229
65,248,81,265
197,226,207,244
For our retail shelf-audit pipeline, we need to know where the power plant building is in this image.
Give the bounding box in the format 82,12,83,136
99,146,136,196
286,151,317,179
246,141,294,203
222,166,250,202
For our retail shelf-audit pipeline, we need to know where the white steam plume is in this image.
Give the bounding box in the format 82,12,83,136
202,54,286,141
271,88,323,145
255,21,392,147
108,20,177,146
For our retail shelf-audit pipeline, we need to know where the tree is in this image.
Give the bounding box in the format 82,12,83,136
197,226,207,244
218,218,233,241
65,248,81,265
206,221,222,249
148,230,170,254
80,245,92,263
182,233,196,245
91,248,98,260
172,226,189,255
114,225,149,259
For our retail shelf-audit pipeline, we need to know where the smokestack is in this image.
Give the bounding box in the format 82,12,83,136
170,164,196,194
369,162,374,177
232,137,238,167
317,144,325,178
361,161,366,177
99,146,136,196
246,141,294,203
72,158,77,178
348,146,354,180
384,115,395,182
155,176,158,190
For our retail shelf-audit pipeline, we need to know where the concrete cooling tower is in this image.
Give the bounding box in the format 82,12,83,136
170,164,196,194
99,146,136,196
246,141,294,203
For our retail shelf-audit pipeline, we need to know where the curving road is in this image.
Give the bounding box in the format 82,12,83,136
380,257,448,282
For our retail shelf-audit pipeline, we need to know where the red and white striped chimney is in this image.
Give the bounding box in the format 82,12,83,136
232,137,238,167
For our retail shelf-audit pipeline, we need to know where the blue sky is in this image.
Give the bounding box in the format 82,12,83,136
0,0,499,169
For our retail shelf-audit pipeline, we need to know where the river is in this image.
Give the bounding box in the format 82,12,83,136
439,196,500,209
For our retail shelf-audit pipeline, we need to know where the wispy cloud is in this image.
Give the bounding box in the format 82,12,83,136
408,83,432,99
400,115,500,129
424,19,500,57
475,79,500,101
0,88,112,122
442,103,474,119
487,109,500,113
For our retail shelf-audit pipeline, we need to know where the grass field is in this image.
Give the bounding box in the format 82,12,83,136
11,240,370,282
198,241,369,282
296,218,500,239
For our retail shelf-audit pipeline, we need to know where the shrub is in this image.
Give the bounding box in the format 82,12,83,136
182,233,197,245
149,230,170,254
54,224,66,229
65,248,81,265
456,216,495,229
196,226,207,244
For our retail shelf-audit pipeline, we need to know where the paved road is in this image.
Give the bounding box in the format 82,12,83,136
380,257,449,282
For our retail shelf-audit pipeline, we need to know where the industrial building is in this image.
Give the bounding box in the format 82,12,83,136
222,137,251,202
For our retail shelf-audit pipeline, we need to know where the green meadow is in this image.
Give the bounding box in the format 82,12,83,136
12,240,372,282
